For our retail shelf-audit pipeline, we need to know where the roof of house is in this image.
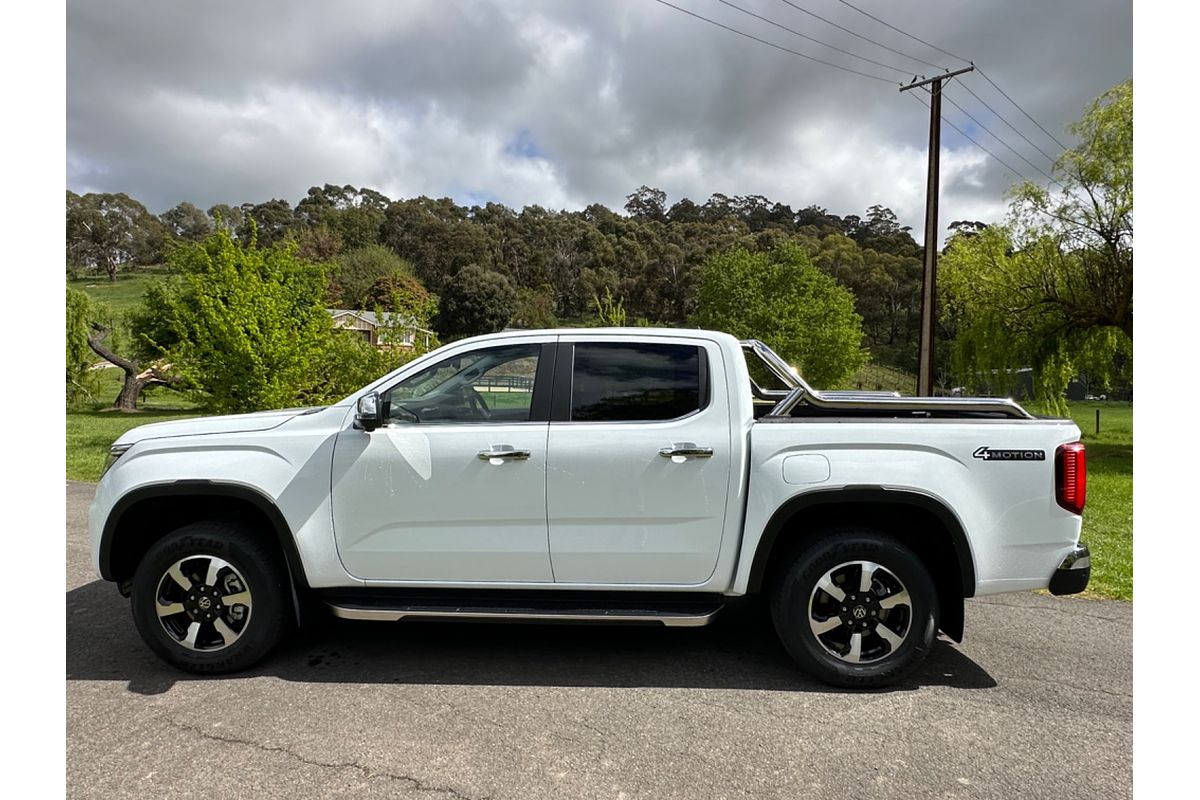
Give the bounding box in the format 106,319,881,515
327,309,433,334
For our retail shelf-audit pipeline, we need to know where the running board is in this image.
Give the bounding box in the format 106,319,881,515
325,597,724,627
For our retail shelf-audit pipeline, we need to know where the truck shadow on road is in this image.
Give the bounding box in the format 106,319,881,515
67,579,997,696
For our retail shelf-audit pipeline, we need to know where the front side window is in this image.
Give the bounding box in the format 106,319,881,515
383,344,540,423
571,343,704,422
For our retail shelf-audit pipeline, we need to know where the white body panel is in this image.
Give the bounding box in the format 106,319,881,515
89,327,1083,601
88,405,359,588
330,422,552,582
545,333,736,585
735,418,1083,596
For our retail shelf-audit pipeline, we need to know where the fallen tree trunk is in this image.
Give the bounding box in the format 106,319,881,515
87,325,181,411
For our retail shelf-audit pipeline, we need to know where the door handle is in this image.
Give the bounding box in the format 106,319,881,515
477,447,531,462
659,443,714,459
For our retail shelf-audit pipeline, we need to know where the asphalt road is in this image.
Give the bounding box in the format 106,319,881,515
66,480,1131,799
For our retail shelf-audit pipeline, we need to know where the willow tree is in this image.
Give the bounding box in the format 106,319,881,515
939,80,1132,412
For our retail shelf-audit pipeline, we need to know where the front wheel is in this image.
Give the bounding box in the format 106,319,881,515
129,520,290,674
770,529,939,688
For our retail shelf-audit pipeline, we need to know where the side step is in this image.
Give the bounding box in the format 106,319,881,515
321,591,725,628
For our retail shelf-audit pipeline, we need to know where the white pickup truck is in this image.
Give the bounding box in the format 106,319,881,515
89,328,1090,687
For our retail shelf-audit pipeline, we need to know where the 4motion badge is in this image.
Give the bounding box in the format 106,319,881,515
973,446,1046,461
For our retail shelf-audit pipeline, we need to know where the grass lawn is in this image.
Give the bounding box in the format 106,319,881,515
1059,401,1133,601
66,369,200,482
68,271,172,314
844,363,916,394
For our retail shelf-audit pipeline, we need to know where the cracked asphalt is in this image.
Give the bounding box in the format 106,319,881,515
66,481,1131,799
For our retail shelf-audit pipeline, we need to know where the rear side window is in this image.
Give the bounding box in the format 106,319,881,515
570,343,705,422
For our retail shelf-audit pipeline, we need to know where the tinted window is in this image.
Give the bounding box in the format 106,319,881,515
384,344,540,423
571,343,703,422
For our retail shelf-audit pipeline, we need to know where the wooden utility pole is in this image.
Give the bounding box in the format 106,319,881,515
900,65,974,396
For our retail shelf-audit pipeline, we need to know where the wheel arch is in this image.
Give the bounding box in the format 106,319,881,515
100,481,309,618
746,487,974,642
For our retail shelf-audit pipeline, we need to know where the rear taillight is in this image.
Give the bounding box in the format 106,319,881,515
1056,442,1087,514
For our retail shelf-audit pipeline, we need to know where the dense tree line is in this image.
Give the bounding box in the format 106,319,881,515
67,183,927,372
65,80,1131,412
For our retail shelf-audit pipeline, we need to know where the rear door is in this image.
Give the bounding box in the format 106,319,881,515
545,335,732,585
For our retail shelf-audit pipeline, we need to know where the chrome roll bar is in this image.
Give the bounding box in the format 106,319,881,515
740,340,1034,420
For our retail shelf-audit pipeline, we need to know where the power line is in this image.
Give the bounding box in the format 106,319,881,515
906,90,1029,183
941,91,1059,185
832,0,970,64
957,80,1060,166
976,67,1070,151
651,0,897,84
714,0,911,76
827,1,1071,156
773,0,947,72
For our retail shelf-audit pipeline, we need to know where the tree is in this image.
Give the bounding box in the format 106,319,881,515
237,199,297,246
364,272,437,325
590,287,627,327
624,186,667,221
512,284,558,329
207,203,244,235
66,192,165,280
434,264,516,340
67,287,183,411
134,230,332,413
66,288,101,405
160,201,214,241
939,80,1132,409
696,243,868,387
329,244,416,308
380,197,492,292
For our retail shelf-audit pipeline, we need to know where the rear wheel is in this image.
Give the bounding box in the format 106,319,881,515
130,520,289,674
770,529,939,688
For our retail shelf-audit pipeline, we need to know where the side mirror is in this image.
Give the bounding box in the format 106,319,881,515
356,392,383,431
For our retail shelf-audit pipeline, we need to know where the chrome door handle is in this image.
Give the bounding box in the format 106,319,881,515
659,444,714,459
477,447,531,462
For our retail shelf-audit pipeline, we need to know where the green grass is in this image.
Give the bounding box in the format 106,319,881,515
67,368,200,481
68,271,171,314
66,408,200,481
843,363,917,394
1057,401,1133,601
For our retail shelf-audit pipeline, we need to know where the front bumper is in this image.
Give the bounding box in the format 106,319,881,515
1048,543,1091,596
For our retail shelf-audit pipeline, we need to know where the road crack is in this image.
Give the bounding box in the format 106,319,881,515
168,719,490,800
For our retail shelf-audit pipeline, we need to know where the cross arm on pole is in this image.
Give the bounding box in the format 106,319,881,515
899,65,974,92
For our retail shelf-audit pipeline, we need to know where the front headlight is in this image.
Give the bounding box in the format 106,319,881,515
102,443,132,478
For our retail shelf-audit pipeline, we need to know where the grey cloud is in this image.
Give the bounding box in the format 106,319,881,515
67,0,1131,242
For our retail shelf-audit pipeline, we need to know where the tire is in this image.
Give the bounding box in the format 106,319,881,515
770,528,939,689
129,520,290,674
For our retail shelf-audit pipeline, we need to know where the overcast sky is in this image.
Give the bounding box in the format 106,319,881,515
66,0,1130,243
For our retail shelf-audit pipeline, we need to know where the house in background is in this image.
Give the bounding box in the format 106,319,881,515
327,309,435,350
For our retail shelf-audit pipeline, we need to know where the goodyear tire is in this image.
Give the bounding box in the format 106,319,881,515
129,520,289,674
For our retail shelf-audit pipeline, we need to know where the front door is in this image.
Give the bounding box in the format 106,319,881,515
331,338,555,582
546,337,733,585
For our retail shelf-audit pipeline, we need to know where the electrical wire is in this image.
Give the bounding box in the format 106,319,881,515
906,90,1029,183
976,67,1070,151
715,0,911,76
830,0,1075,154
957,80,1060,165
832,0,971,64
773,0,947,71
651,0,898,84
941,90,1059,185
